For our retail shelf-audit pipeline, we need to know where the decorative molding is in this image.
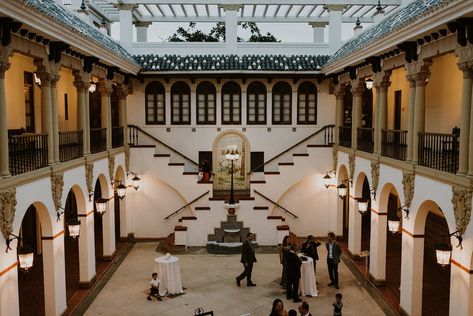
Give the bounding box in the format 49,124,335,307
85,161,94,197
0,188,16,240
402,171,415,208
108,154,115,184
332,145,338,174
373,70,391,92
0,46,13,78
51,171,64,212
452,186,472,235
456,44,473,70
348,152,355,183
371,160,379,195
405,59,431,87
125,145,130,173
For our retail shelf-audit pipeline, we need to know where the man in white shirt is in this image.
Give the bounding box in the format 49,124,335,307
298,301,312,316
147,272,162,301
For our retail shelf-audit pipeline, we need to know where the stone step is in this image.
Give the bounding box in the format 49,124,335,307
169,162,185,166
253,206,269,210
277,224,290,230
267,215,285,221
178,216,197,222
278,162,294,166
195,206,211,211
293,153,309,157
154,153,171,157
250,180,266,184
264,171,280,175
183,171,199,175
174,225,188,231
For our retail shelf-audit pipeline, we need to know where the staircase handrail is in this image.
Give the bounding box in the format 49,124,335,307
248,124,334,175
128,124,199,166
164,190,210,220
253,189,299,219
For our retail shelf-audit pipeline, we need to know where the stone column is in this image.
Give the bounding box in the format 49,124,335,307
373,80,381,154
374,71,391,155
165,85,171,126
267,84,273,127
117,4,137,50
405,76,416,162
411,62,431,164
85,83,91,154
241,84,247,126
50,65,61,163
0,47,12,177
221,5,241,52
309,22,327,43
457,60,473,175
351,79,364,149
368,198,388,283
102,196,116,259
292,87,298,126
78,211,96,286
73,71,91,156
134,21,151,42
42,234,67,316
325,5,344,54
216,83,222,126
35,60,54,165
348,195,362,256
190,85,197,126
99,79,113,149
117,84,128,146
334,84,345,146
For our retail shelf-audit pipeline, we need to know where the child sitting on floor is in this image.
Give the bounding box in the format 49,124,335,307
147,272,162,301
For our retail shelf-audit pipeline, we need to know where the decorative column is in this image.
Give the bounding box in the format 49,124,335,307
351,79,364,149
50,64,61,163
190,85,197,126
73,70,91,156
216,82,222,126
325,5,344,54
405,74,416,162
221,5,241,52
165,84,171,126
267,83,273,127
134,21,151,42
99,79,113,149
292,86,298,126
84,81,91,154
35,60,54,165
0,47,12,177
374,71,391,155
116,4,137,50
241,84,247,126
456,50,473,175
117,84,128,146
309,22,327,43
333,84,345,146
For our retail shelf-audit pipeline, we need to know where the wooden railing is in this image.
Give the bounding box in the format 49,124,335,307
253,190,298,218
59,130,83,162
164,191,210,220
357,127,374,153
381,129,407,161
339,126,352,148
248,124,334,175
9,133,48,176
90,128,107,154
112,126,124,148
418,132,459,174
128,124,199,166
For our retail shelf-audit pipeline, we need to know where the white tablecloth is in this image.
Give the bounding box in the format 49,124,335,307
299,256,318,297
154,255,184,296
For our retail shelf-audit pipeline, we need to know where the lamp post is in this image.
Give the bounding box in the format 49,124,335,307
225,146,240,205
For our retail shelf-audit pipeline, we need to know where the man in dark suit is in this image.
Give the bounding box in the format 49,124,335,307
286,244,302,303
326,231,342,289
301,235,321,274
298,301,312,316
236,232,257,287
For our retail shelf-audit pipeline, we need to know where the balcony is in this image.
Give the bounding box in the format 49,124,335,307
9,133,48,176
59,130,83,162
90,128,107,154
381,129,407,161
339,126,352,148
357,128,374,154
112,126,124,148
418,132,459,174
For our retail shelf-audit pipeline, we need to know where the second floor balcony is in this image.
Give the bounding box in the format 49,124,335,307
90,128,107,154
339,126,352,148
9,133,48,176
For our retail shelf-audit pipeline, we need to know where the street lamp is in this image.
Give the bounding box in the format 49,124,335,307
225,146,240,205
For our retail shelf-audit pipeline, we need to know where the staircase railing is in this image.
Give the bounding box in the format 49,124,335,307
164,190,210,220
253,190,299,219
128,124,199,166
248,124,334,175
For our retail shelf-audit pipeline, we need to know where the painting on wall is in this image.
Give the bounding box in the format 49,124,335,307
214,132,248,191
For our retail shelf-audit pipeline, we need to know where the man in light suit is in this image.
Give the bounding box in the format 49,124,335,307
326,231,342,289
236,232,257,287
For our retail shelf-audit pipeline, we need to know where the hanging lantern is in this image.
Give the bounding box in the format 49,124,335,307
132,175,141,190
365,78,373,90
323,173,331,189
387,219,400,234
337,183,347,199
357,198,369,214
68,218,81,239
435,243,452,267
117,182,127,199
95,197,108,214
18,246,34,271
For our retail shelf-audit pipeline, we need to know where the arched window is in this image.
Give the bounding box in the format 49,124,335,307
272,81,292,125
247,81,266,124
222,81,241,125
297,82,317,124
171,82,191,125
145,81,165,125
196,82,216,125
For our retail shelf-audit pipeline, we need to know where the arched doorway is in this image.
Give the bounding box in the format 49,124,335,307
422,208,451,315
18,205,45,316
64,189,80,303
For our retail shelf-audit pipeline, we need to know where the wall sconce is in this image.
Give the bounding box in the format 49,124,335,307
127,171,141,190
365,78,373,90
68,218,81,239
95,197,112,215
17,246,34,271
88,83,97,93
356,198,369,215
33,73,41,87
387,219,400,234
323,170,336,189
434,231,463,267
337,178,352,199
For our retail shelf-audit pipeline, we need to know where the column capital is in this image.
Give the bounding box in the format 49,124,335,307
0,46,13,79
73,70,92,90
117,83,129,99
309,22,328,28
219,4,243,12
405,59,431,87
133,21,152,28
373,70,391,92
98,79,113,95
115,3,138,10
350,79,365,97
323,4,345,12
34,59,61,85
333,84,345,98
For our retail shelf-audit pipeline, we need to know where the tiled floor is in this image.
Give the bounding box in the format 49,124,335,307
85,243,388,316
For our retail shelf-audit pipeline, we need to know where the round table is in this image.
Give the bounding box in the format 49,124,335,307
299,256,318,297
154,255,184,296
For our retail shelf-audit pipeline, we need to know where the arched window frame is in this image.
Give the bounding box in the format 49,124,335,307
171,81,191,125
145,81,165,125
196,81,216,125
297,82,318,124
221,81,241,125
272,81,292,125
247,81,267,125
